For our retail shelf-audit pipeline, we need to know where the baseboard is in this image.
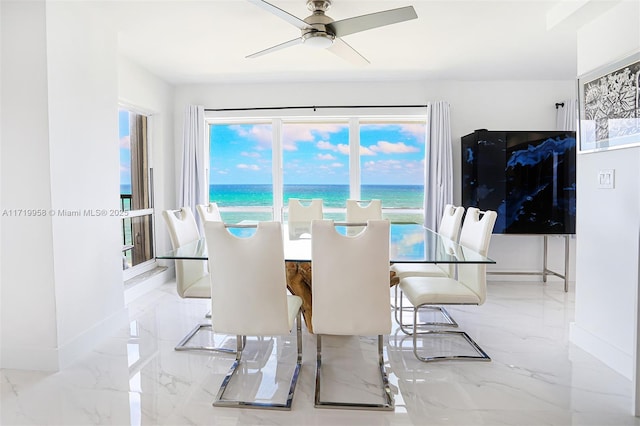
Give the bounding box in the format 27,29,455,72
569,321,633,379
1,307,129,372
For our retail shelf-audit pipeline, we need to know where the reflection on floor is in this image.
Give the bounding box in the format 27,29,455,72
3,280,640,426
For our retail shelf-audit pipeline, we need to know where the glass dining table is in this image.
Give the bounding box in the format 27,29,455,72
156,221,495,332
156,221,495,265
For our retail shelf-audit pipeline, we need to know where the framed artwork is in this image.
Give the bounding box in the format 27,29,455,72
578,51,640,153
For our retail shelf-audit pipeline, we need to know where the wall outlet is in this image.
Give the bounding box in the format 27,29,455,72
598,169,614,189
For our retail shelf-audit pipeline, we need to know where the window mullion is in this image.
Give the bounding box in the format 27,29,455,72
272,118,283,221
349,117,360,200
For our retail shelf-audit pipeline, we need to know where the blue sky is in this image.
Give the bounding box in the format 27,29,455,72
209,121,425,185
119,109,131,186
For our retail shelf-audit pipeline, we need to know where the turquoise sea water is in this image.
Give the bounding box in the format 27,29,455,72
119,184,424,223
209,184,424,223
209,184,423,208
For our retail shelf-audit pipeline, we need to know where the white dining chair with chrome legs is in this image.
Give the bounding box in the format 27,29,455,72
398,208,497,362
311,219,394,410
205,221,303,410
391,204,465,327
162,207,233,353
196,202,222,223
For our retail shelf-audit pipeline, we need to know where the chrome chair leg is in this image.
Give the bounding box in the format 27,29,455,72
213,311,302,410
396,290,457,335
174,323,236,353
411,303,490,362
314,334,394,411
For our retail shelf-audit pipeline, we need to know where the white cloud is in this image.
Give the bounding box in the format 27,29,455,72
230,124,272,150
241,151,260,158
369,141,420,154
360,146,376,156
119,135,130,149
363,159,424,174
316,141,334,150
336,144,350,155
317,153,336,160
237,164,260,171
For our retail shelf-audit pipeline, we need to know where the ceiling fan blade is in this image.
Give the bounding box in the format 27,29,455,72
246,37,303,59
246,0,311,30
328,6,418,38
327,37,369,66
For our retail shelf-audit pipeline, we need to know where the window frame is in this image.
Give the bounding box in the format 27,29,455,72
119,103,157,281
205,111,427,223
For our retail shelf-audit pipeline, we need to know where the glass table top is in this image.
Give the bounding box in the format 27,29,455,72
156,222,495,264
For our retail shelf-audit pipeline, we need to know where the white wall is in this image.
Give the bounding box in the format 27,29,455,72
1,0,59,370
571,0,640,399
1,0,127,370
174,79,577,279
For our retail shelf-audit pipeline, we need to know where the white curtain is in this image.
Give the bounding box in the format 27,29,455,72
556,99,578,131
423,101,453,230
179,105,206,229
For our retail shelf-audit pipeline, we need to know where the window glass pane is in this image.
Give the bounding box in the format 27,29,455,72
282,122,349,219
119,108,153,270
360,121,425,223
209,123,273,222
119,110,132,211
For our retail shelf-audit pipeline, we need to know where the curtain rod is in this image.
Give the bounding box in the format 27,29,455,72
205,104,429,112
555,102,565,109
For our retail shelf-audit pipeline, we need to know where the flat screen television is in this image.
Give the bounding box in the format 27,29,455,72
461,130,576,234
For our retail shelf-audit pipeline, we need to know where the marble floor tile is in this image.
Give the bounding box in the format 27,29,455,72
2,280,640,425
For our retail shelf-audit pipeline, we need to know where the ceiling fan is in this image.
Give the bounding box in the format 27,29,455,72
246,0,418,65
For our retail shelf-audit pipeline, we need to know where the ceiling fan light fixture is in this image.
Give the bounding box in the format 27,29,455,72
302,31,334,49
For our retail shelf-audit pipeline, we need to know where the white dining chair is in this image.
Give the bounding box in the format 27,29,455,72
162,207,233,353
345,199,382,222
196,202,222,222
391,204,465,326
398,208,497,362
205,221,303,410
311,219,394,410
391,204,464,280
287,198,323,238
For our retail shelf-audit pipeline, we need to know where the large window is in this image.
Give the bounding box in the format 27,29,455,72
360,121,425,223
119,108,155,276
209,122,273,223
207,116,425,223
282,121,350,220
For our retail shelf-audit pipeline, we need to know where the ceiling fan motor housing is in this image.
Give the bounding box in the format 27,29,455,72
302,2,336,47
307,0,332,12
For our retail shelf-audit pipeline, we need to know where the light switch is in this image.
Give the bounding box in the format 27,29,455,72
598,169,614,189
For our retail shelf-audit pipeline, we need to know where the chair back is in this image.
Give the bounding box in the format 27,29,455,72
345,199,382,223
197,202,222,222
439,204,465,241
311,219,391,335
205,221,291,336
437,204,465,276
162,208,208,298
457,208,497,304
287,198,323,223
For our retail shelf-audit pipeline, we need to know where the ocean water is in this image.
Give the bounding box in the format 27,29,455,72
209,184,424,223
119,184,424,222
209,184,423,208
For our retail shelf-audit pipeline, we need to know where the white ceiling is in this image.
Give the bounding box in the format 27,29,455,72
107,0,587,85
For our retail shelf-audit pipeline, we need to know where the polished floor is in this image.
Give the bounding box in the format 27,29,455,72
2,279,640,426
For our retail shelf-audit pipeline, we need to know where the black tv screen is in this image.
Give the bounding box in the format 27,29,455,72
461,130,576,234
